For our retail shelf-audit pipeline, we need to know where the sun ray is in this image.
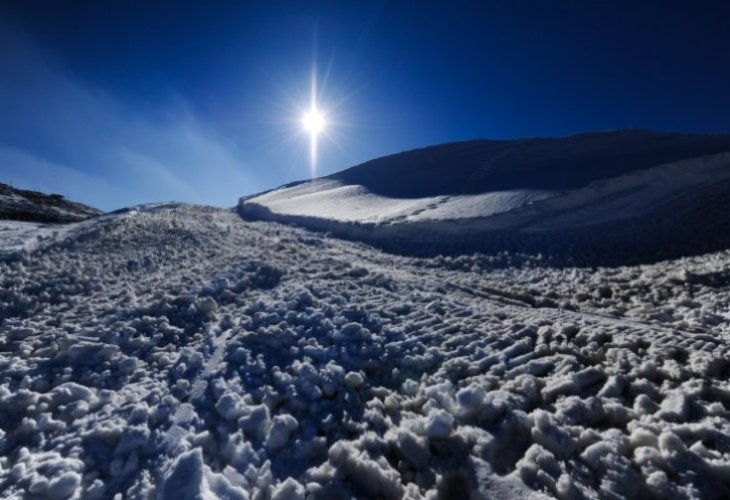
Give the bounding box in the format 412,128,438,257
302,68,327,177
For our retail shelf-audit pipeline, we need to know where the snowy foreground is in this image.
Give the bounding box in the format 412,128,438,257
2,204,730,499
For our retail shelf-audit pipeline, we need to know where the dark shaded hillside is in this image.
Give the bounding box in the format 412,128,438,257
329,130,730,198
0,183,102,223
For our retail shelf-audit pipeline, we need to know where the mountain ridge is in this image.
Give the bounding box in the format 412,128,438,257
0,182,102,223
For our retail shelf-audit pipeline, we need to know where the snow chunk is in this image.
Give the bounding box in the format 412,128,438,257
658,431,687,457
542,366,605,400
401,379,419,396
581,441,613,470
266,414,299,450
517,444,561,492
158,449,247,500
344,371,365,388
47,471,81,500
239,404,271,439
425,409,454,439
272,477,306,500
646,470,670,494
389,428,430,469
531,410,575,458
49,382,94,406
196,296,219,317
328,440,404,498
457,383,486,412
216,393,245,421
658,392,690,421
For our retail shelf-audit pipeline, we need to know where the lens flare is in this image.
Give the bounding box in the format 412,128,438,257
302,108,326,135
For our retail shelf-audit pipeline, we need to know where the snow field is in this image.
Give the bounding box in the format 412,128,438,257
1,204,729,498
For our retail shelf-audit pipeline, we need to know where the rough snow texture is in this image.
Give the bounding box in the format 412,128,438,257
0,183,101,223
0,221,77,258
240,131,730,264
2,204,730,499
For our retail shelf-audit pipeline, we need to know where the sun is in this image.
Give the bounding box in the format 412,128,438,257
302,108,326,136
302,104,327,176
300,69,334,176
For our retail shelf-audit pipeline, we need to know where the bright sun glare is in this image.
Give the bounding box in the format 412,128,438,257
302,102,327,176
302,108,326,136
301,70,331,177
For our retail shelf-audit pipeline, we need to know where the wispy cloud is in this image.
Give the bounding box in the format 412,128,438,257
0,28,262,211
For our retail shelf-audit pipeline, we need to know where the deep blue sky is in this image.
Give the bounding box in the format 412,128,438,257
2,1,730,210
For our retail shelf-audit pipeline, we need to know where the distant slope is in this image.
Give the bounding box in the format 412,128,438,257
239,130,730,264
329,129,730,196
0,183,102,223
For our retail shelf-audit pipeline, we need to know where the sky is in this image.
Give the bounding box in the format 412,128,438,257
2,1,730,210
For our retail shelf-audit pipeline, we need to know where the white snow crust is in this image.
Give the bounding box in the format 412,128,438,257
247,179,555,223
2,204,730,499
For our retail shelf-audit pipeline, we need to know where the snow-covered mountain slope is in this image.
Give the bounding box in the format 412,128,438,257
2,203,730,498
0,182,101,223
243,179,556,224
240,130,730,263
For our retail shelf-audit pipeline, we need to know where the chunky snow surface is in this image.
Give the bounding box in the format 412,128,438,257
2,204,730,499
0,183,101,223
0,221,80,259
240,131,730,262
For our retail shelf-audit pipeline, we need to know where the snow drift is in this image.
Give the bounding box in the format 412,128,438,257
239,130,730,264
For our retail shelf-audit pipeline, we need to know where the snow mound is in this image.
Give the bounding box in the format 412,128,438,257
2,203,730,498
240,130,730,264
